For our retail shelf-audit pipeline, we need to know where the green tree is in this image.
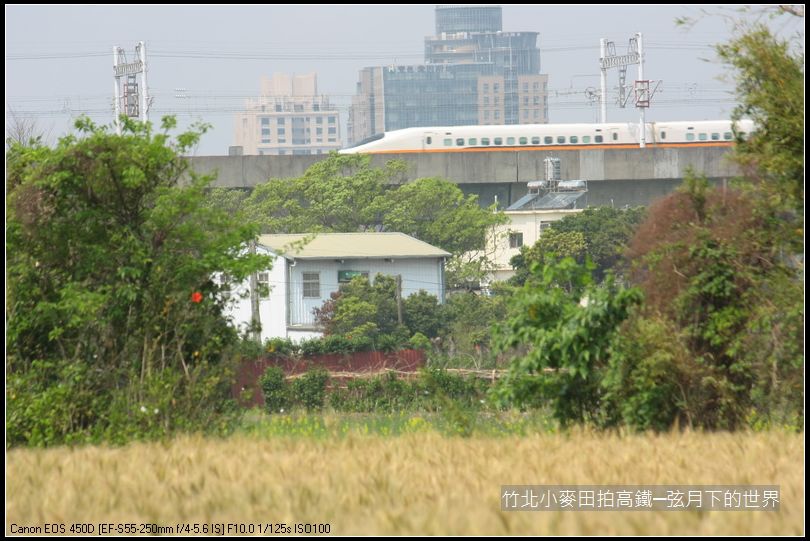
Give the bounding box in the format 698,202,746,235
313,275,405,344
493,258,642,425
716,15,804,214
237,154,506,286
6,116,270,445
509,207,645,286
244,153,398,233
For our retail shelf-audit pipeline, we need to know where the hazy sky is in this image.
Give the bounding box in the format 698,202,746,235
5,5,802,155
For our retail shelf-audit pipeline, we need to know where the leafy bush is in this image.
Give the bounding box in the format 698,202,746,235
290,369,330,411
260,366,290,414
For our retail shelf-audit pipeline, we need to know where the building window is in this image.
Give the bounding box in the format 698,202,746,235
316,127,323,135
277,118,285,125
328,127,337,135
533,82,539,91
261,128,271,136
316,117,323,124
523,82,529,93
261,117,270,126
494,83,500,92
494,110,500,120
303,272,320,298
278,127,286,135
484,96,489,105
328,116,336,124
483,83,489,93
539,222,552,233
523,96,529,106
509,232,523,248
494,96,500,106
533,96,540,105
257,272,271,299
261,138,270,144
328,137,336,142
484,110,490,120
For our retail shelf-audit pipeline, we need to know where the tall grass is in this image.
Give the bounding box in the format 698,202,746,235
6,430,803,535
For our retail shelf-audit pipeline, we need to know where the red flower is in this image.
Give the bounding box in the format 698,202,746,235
191,291,203,303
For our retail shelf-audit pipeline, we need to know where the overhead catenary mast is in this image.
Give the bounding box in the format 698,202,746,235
112,41,150,134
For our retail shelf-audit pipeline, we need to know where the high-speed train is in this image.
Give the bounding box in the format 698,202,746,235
340,120,754,154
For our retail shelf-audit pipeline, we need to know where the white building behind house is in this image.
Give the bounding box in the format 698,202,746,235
223,233,450,343
488,208,583,283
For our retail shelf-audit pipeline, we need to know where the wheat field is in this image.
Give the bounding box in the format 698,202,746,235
6,430,804,535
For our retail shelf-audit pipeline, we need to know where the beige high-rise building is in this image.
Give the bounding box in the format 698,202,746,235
234,73,341,156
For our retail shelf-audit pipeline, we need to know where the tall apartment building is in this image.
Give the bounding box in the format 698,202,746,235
347,5,548,145
234,73,341,156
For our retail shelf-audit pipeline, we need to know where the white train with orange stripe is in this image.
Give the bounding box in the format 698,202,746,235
340,119,754,154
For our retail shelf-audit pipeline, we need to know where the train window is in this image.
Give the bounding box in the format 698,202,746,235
582,136,591,143
468,138,477,145
481,137,490,145
494,137,503,145
723,132,733,140
686,133,695,141
595,135,603,143
443,138,453,146
426,137,432,145
711,133,720,141
570,136,578,144
612,132,618,141
456,138,465,146
506,137,515,145
698,133,708,141
557,136,565,144
519,137,528,145
660,131,666,140
544,136,553,144
739,132,746,138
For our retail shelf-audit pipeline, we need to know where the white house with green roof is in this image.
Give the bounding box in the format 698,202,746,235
223,232,451,343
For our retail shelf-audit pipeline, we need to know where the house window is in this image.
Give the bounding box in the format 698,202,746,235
509,232,523,248
257,271,270,299
302,272,320,298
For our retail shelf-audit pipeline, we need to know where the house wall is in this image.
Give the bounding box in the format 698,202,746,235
288,257,445,328
225,253,445,343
